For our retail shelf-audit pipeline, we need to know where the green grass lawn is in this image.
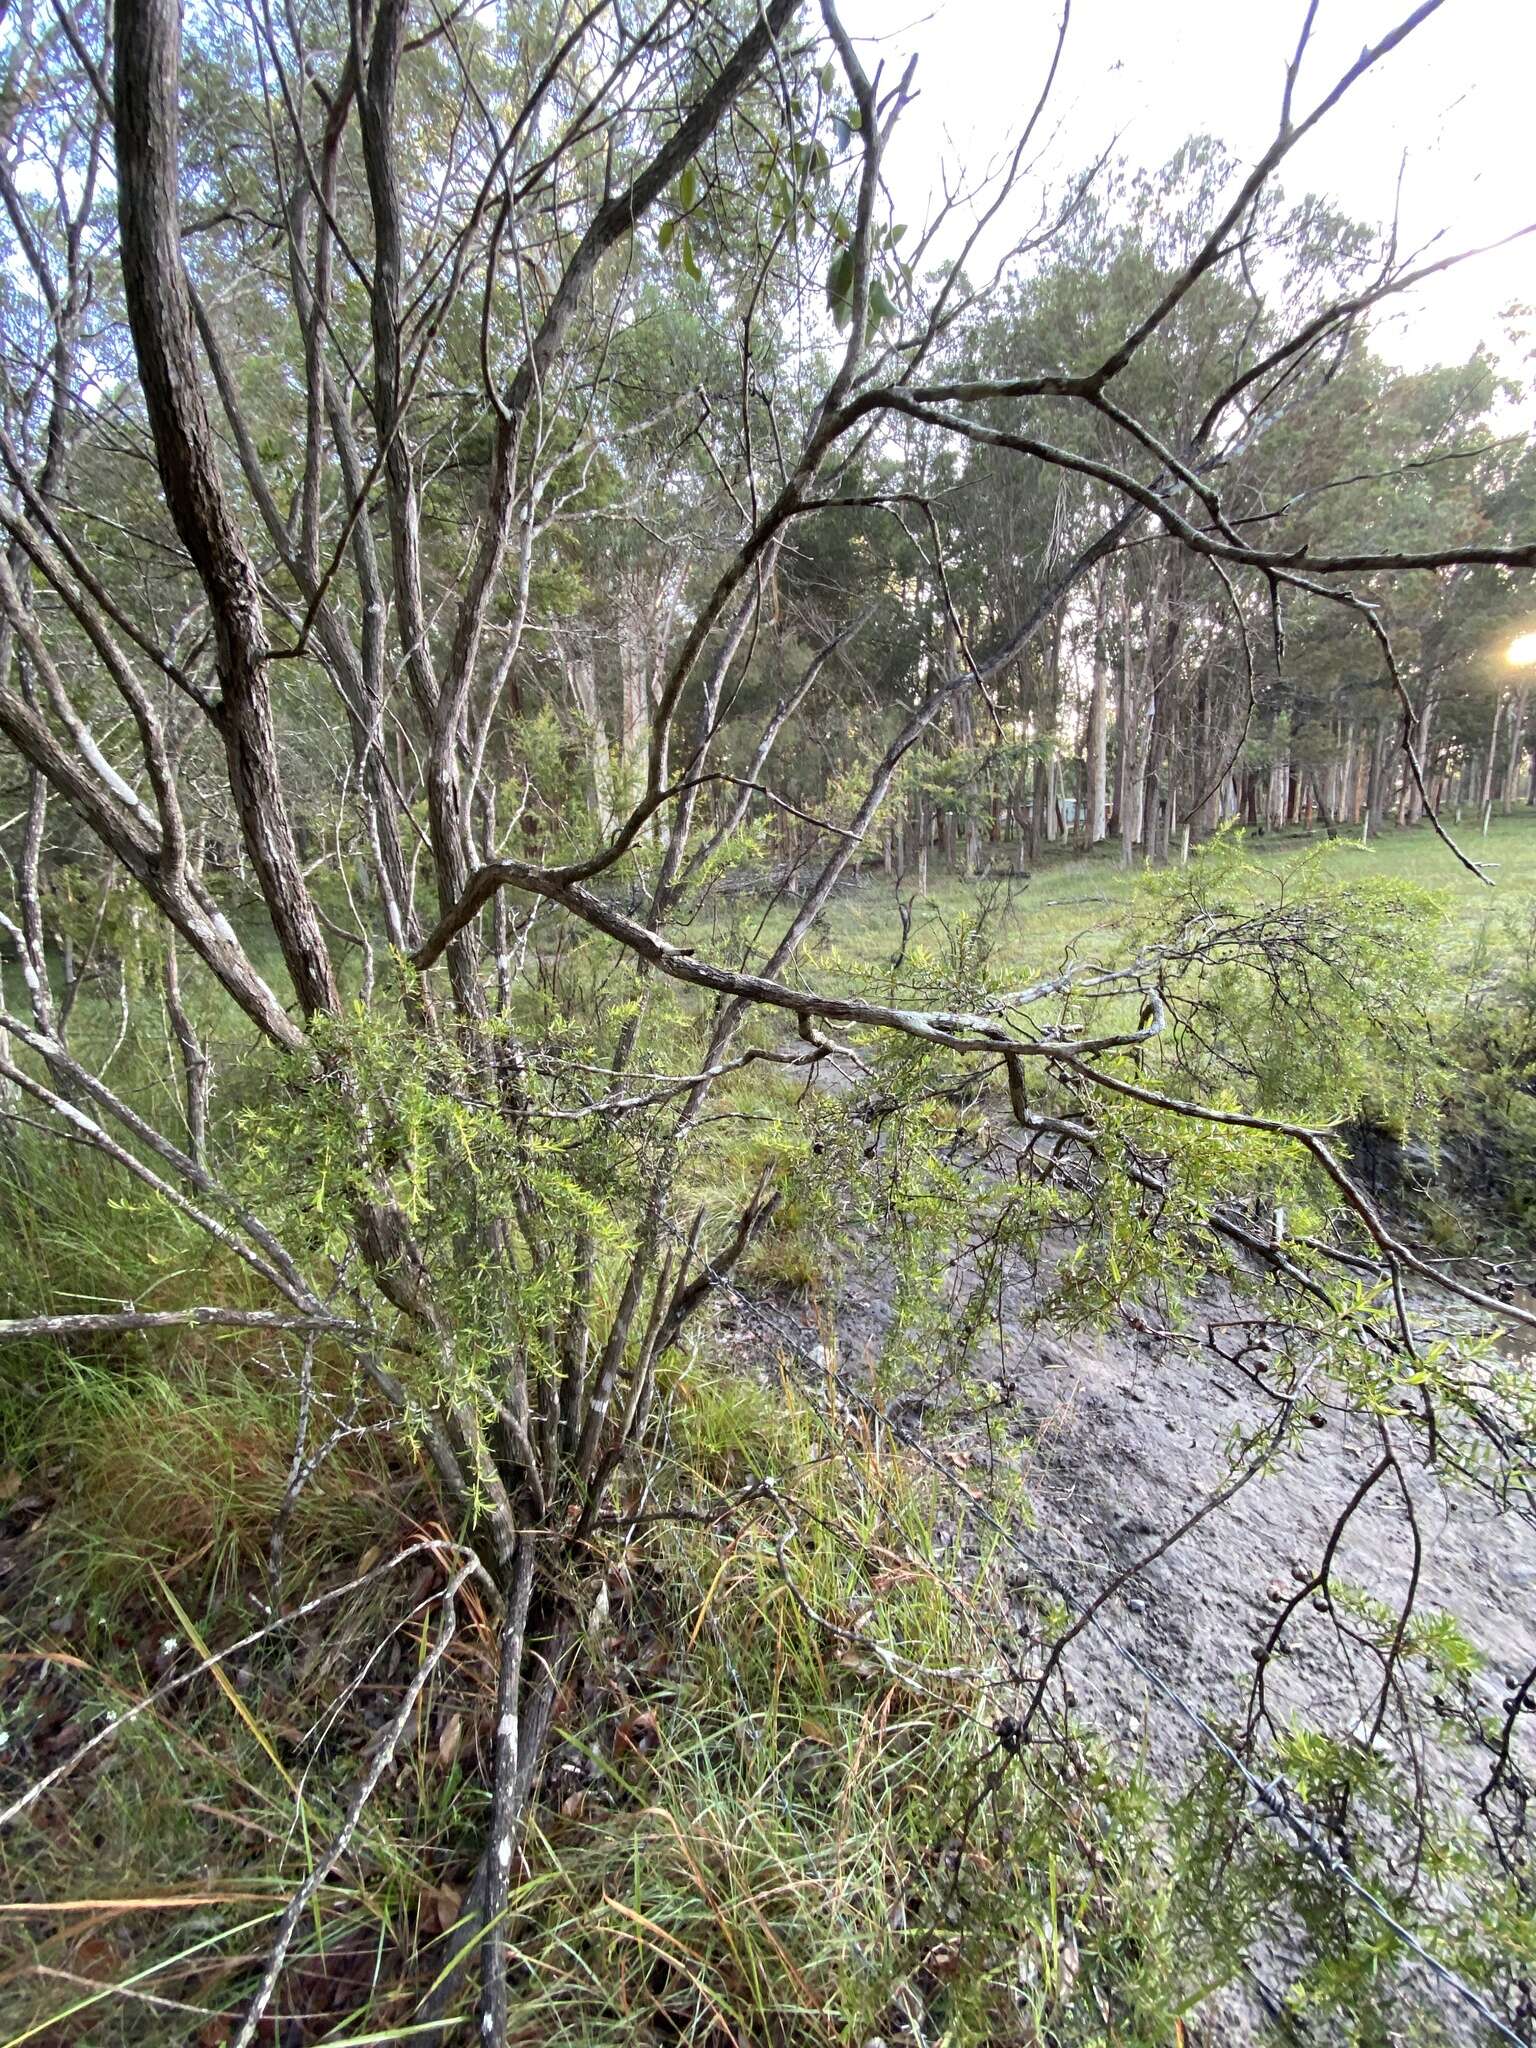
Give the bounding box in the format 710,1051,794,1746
816,812,1536,990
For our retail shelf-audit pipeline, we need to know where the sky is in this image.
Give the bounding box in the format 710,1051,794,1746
840,0,1535,376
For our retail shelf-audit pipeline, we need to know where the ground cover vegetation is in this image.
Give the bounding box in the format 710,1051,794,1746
0,0,1534,2040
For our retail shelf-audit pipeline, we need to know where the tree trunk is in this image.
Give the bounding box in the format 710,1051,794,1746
115,0,340,1021
1111,573,1131,838
1502,689,1528,812
1403,690,1435,825
1480,693,1505,815
1362,721,1387,840
566,634,616,838
1309,768,1338,838
1087,568,1109,844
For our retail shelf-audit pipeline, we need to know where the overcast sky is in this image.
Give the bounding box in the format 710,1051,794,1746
840,0,1534,375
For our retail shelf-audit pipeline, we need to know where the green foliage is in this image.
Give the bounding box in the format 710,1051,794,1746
7,828,1536,2043
1437,901,1536,1246
1127,829,1450,1132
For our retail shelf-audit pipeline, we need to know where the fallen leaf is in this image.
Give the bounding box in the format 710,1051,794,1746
613,1707,659,1760
438,1710,464,1769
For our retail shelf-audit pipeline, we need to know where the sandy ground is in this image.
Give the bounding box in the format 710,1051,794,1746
720,1247,1536,2041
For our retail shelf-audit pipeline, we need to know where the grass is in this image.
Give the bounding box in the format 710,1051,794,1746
0,1332,1204,2046
0,1139,398,1615
817,813,1536,990
433,1362,1203,2047
2,1333,1523,2043
4,814,1535,2041
702,815,1536,1294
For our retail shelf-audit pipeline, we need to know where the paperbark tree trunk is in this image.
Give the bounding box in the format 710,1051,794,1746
1087,568,1109,845
1502,689,1528,811
1480,693,1505,814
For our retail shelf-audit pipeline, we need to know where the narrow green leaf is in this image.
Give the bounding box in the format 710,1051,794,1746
826,246,854,321
868,277,898,330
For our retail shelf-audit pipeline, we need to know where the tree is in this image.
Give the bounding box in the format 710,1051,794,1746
1,1,1533,2038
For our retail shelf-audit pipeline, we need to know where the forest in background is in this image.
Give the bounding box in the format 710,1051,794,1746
1,0,1535,2041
